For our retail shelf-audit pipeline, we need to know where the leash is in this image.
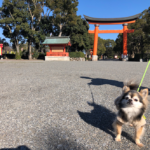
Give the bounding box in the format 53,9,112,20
137,60,150,119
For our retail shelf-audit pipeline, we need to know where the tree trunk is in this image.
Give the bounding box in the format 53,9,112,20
58,24,63,37
15,39,19,53
28,40,32,60
16,45,19,53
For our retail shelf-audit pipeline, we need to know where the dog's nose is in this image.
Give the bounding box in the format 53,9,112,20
129,99,132,102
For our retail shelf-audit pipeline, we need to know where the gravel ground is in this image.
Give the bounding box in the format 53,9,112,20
0,60,150,150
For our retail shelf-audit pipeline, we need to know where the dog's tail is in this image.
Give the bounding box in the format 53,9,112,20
123,80,139,91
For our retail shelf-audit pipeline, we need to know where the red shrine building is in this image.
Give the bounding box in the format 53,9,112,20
84,13,141,61
42,36,71,61
0,44,3,57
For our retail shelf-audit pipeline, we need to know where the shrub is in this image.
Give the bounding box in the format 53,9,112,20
128,54,142,61
85,57,91,61
134,54,141,61
38,52,46,59
32,51,39,59
69,52,85,58
15,52,21,59
21,50,28,59
128,58,135,61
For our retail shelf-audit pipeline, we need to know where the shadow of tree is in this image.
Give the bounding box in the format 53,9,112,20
80,76,150,95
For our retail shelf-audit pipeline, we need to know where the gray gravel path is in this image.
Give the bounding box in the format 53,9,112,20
0,60,150,150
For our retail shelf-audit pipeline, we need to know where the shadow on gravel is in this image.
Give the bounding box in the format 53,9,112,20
36,127,87,150
77,101,135,144
0,146,30,150
80,76,150,95
78,78,136,144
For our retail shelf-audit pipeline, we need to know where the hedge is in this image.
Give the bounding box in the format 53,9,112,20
128,54,141,61
69,52,85,58
2,52,46,60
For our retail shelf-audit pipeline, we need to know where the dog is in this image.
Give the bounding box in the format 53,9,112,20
113,80,149,147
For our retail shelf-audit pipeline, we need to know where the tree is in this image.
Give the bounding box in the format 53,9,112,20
0,0,26,54
114,9,150,58
104,39,116,58
21,0,44,59
64,16,90,51
97,38,106,56
113,34,123,55
127,11,148,58
47,0,78,37
143,7,150,54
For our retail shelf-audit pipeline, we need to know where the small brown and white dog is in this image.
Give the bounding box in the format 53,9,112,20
113,80,149,147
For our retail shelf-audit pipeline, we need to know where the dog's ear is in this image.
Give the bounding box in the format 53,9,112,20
140,89,149,108
140,88,148,99
122,86,130,93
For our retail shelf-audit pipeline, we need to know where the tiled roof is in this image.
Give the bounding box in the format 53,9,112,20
84,13,141,23
42,36,70,45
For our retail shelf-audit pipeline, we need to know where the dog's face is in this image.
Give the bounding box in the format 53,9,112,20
117,87,148,122
120,85,148,108
120,91,143,109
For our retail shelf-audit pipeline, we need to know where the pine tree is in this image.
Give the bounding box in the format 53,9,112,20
0,0,26,54
21,0,44,59
46,0,78,37
64,16,90,51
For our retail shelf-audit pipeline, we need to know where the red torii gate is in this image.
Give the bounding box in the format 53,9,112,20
84,13,141,61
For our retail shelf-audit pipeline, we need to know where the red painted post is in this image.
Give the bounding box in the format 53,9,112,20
123,24,128,59
92,24,99,61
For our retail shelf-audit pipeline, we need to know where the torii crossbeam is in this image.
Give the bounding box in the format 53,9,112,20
84,13,141,61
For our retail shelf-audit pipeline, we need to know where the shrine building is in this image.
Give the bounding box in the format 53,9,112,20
42,36,71,61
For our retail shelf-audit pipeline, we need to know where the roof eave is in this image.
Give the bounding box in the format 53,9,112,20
84,13,141,23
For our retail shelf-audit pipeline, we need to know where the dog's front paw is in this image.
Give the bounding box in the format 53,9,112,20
136,142,144,147
115,137,121,142
136,139,144,147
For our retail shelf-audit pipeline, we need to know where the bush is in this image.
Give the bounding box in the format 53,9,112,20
85,57,92,61
32,51,39,59
38,53,46,59
15,52,21,59
3,54,15,59
134,54,141,61
69,52,85,58
128,54,141,62
21,50,28,59
128,58,135,61
143,53,150,61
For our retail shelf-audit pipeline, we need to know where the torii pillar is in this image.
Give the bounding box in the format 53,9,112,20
92,24,99,61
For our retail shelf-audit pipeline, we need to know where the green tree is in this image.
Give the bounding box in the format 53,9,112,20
65,16,90,51
104,39,116,58
0,0,26,54
114,9,150,58
47,0,78,37
113,34,123,55
21,0,44,59
143,7,150,54
97,38,106,56
127,10,148,58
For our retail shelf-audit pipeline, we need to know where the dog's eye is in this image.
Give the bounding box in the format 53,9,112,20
125,97,129,100
134,99,138,102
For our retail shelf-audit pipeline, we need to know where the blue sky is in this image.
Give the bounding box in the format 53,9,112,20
0,0,150,44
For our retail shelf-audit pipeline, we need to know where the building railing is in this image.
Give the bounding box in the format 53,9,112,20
46,52,69,57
